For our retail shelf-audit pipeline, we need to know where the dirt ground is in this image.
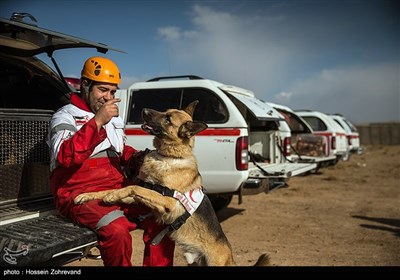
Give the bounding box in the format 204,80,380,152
66,145,400,267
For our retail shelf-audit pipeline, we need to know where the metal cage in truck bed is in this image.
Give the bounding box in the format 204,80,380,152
0,109,97,266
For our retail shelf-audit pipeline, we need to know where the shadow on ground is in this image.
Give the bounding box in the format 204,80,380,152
353,215,400,237
217,207,245,223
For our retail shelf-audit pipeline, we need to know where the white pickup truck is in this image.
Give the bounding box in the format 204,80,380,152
115,75,317,210
267,102,337,169
296,110,349,163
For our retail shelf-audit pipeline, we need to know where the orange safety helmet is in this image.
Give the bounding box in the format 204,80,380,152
81,56,121,84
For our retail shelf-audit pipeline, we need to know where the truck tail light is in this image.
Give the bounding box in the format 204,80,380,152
236,136,248,171
282,137,291,157
331,136,336,150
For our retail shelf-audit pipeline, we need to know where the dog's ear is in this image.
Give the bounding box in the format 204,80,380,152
178,121,208,138
183,100,199,117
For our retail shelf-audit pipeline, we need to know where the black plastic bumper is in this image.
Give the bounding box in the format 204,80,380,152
0,214,97,266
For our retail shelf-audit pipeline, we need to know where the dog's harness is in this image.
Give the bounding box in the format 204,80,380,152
136,178,205,245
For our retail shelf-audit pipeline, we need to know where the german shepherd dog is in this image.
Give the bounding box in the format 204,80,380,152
74,101,269,266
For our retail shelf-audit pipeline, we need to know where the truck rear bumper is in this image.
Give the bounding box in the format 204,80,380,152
242,176,289,195
0,214,97,266
241,177,269,195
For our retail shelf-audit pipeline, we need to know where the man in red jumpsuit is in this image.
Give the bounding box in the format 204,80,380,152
47,56,175,266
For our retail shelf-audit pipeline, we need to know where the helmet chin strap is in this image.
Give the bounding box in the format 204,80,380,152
81,79,92,95
80,79,95,112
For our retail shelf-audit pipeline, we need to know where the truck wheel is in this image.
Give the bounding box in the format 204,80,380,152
342,149,351,161
207,194,233,213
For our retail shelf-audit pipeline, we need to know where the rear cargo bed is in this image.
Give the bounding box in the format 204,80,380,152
0,110,97,266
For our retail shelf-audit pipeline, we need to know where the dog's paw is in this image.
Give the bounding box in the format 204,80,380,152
183,252,197,265
103,187,137,204
119,197,136,204
102,192,121,204
74,193,96,204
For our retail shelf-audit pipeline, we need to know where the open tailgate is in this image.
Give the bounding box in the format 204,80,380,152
0,15,126,56
249,162,317,178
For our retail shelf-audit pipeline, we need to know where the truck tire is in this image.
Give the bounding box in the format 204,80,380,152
207,194,233,213
342,149,351,161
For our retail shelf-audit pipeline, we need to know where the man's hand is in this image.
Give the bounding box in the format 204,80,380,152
127,148,152,179
94,98,120,129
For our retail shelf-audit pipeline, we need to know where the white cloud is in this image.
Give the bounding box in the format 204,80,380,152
156,4,292,89
157,26,198,42
120,75,143,89
155,4,399,124
158,26,182,41
279,63,400,124
275,91,293,103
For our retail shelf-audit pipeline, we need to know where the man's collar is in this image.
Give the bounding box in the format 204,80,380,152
70,93,92,112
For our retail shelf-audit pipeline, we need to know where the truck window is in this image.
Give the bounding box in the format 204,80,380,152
301,116,328,131
127,88,228,124
343,119,358,132
333,119,346,130
277,110,312,133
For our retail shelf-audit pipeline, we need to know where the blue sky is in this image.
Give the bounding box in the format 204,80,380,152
1,0,399,124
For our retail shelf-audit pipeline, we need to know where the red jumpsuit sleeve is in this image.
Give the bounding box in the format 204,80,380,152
57,118,107,167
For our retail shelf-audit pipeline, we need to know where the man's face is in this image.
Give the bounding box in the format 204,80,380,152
87,82,118,113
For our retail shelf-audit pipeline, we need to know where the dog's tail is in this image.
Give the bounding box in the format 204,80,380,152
254,253,270,266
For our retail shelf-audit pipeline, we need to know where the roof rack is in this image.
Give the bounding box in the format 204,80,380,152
146,75,204,82
330,113,343,116
293,109,312,112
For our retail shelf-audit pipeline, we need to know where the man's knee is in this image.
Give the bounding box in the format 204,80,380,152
98,216,137,240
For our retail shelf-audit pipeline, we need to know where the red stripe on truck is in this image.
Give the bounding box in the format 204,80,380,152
313,132,333,137
125,128,242,136
125,129,149,135
198,129,241,136
314,131,346,137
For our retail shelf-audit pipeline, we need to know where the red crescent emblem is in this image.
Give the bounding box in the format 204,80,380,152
189,189,198,203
